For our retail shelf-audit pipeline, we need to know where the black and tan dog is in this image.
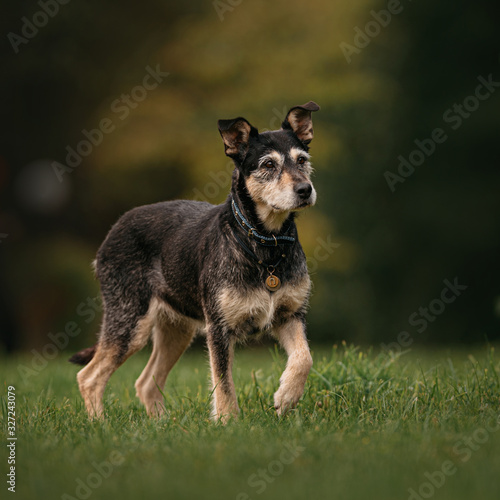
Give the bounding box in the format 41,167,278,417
70,101,320,422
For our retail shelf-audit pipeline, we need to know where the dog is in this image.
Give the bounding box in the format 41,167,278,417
69,101,320,422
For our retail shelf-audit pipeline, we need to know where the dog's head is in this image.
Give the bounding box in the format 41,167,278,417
218,101,320,230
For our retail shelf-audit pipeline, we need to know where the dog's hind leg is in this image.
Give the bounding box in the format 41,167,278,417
76,302,156,418
76,340,123,419
135,309,197,416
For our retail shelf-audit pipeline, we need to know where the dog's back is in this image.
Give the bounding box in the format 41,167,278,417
96,199,219,320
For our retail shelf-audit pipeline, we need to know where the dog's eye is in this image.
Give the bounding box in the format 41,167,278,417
297,156,307,165
264,160,274,168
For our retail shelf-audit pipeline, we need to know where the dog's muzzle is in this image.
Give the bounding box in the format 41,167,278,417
294,182,316,208
295,182,313,200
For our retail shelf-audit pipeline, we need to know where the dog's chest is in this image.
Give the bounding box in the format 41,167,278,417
217,276,310,332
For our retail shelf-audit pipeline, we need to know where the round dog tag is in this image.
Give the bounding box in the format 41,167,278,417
265,274,281,292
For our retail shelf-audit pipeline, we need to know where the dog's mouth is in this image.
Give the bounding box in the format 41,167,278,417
290,199,315,212
294,200,313,210
269,200,313,212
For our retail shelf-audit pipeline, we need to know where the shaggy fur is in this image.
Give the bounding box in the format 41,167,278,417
70,101,320,422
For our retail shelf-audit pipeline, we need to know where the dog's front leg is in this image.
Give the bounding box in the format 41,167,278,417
206,325,239,423
273,318,313,416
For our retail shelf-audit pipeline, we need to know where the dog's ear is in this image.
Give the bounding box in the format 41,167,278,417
281,101,320,145
217,117,258,159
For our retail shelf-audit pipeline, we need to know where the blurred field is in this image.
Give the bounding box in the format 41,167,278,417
1,344,500,500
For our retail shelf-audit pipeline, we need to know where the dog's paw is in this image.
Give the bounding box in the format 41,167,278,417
212,405,240,424
146,400,167,418
273,385,303,417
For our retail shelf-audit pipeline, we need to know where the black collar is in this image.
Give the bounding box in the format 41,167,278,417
230,197,295,247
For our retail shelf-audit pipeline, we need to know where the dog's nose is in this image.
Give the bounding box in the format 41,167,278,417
295,182,312,200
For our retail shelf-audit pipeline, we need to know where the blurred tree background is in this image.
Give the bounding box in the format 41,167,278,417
1,0,499,353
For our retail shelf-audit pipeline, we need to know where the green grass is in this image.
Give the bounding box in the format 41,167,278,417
1,343,500,500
